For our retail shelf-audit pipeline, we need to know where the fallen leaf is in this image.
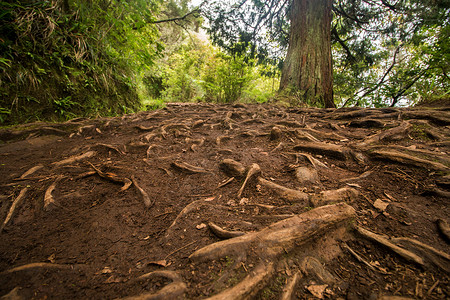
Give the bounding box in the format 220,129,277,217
306,284,328,299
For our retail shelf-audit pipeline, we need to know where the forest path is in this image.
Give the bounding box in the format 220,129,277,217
0,103,449,299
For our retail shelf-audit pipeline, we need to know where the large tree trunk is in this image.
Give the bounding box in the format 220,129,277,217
279,0,335,108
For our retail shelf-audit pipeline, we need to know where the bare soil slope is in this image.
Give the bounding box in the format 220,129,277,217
0,103,449,299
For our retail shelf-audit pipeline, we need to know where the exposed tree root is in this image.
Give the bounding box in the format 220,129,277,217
188,203,355,298
301,256,336,284
302,127,346,141
19,164,44,179
171,161,208,174
296,152,328,168
358,122,411,147
340,170,373,182
369,149,449,172
164,200,229,241
1,187,28,232
390,237,450,272
120,271,187,300
216,135,233,146
257,177,308,203
356,227,425,267
309,187,359,207
90,143,125,155
219,159,246,178
237,164,261,198
44,177,63,210
52,151,96,166
348,119,386,128
0,286,23,300
280,271,302,300
293,130,321,142
436,219,450,242
403,110,450,126
131,176,153,208
205,263,274,300
293,142,349,160
0,262,73,275
88,163,132,191
208,222,245,239
190,203,356,262
341,242,378,273
217,177,235,188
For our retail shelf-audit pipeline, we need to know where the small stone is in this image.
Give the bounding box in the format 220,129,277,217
196,223,207,230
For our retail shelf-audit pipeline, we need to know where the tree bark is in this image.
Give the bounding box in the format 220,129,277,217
279,0,335,108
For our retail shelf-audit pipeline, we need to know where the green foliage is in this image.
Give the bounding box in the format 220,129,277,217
0,0,163,124
150,37,277,104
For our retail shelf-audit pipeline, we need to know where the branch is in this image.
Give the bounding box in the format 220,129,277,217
331,26,356,63
152,8,200,24
390,68,428,107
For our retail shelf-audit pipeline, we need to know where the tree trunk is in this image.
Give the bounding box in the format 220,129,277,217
279,0,335,108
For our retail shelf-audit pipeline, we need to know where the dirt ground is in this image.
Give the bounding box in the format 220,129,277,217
0,103,449,299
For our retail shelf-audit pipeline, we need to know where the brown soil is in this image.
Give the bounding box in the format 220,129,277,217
0,103,449,299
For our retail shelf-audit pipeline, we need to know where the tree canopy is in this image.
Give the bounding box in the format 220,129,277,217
201,0,450,107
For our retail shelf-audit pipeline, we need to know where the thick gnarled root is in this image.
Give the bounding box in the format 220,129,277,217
188,203,355,299
190,203,356,262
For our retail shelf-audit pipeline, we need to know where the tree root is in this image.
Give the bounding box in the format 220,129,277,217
358,121,411,147
120,270,187,300
52,151,96,166
293,142,349,160
237,164,261,198
293,130,321,143
280,271,302,300
390,237,450,272
188,203,355,299
190,203,356,262
257,177,308,203
1,187,28,233
205,262,274,300
309,187,359,207
219,159,246,178
90,143,125,155
436,219,450,242
44,177,63,210
88,163,132,191
355,227,425,267
19,164,44,179
340,170,373,183
369,149,449,172
131,176,153,208
301,256,336,284
208,222,245,239
171,161,208,174
296,152,328,168
0,262,74,275
341,242,379,273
